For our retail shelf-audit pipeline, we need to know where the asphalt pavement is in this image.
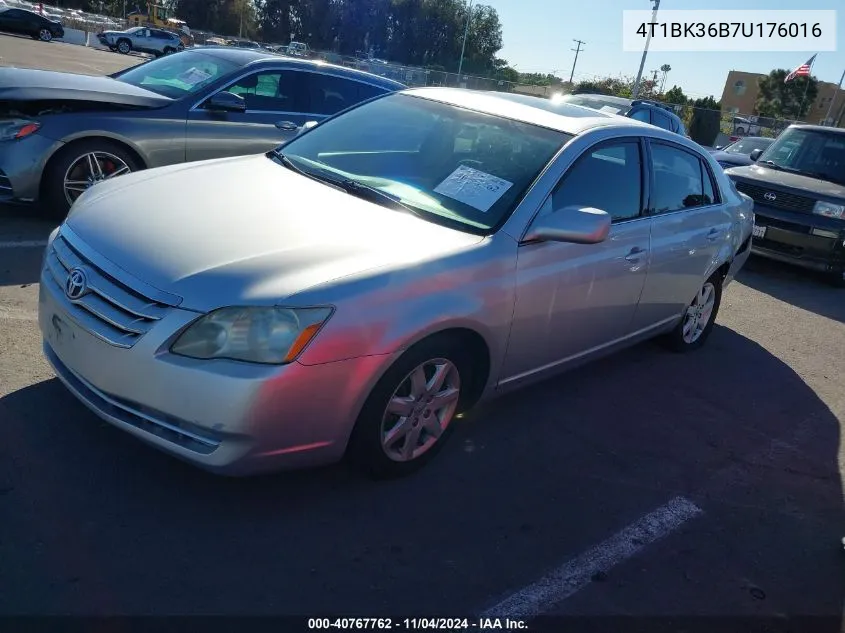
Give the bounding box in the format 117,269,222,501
1,34,845,628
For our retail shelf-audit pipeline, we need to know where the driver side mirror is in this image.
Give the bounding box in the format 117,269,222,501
750,148,763,161
715,145,724,150
204,91,246,113
523,206,611,245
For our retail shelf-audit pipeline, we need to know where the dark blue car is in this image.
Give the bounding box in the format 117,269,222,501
707,136,774,169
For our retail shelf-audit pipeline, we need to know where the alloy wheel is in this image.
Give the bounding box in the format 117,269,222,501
118,41,130,53
682,282,716,344
39,28,52,41
380,358,461,462
63,151,132,206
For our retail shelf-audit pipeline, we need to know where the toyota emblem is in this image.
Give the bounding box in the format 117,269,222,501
763,192,777,202
65,268,89,300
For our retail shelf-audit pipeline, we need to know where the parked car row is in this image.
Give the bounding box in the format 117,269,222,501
1,47,839,480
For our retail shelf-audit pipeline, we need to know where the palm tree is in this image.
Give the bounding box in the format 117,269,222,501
660,64,671,93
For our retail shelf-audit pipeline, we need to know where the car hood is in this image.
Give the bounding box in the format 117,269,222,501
710,151,753,166
726,164,845,199
0,67,172,108
65,154,484,312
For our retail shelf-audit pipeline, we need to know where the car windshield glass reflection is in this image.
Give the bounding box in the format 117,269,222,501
758,128,845,186
115,51,239,98
725,137,773,155
277,93,569,234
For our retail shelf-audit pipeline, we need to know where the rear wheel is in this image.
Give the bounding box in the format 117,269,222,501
663,272,723,352
42,140,140,220
116,39,131,54
346,336,473,479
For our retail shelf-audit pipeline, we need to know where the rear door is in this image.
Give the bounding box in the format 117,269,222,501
632,140,733,328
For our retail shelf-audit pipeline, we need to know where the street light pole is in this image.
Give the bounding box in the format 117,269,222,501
632,0,661,99
457,0,474,85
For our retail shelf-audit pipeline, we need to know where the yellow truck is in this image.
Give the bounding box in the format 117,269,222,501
127,2,192,47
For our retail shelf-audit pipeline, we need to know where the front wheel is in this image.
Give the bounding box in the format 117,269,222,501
38,28,53,42
346,337,473,479
41,140,140,220
663,272,723,352
117,39,131,54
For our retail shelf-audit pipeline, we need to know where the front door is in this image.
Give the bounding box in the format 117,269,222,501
633,140,732,329
186,69,314,162
502,138,652,383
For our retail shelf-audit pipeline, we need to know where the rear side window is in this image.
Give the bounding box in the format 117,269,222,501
225,70,308,112
629,109,650,123
651,142,715,213
550,140,643,222
306,74,386,115
652,110,674,132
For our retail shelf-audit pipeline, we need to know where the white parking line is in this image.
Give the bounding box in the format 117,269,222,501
0,240,48,249
481,496,703,620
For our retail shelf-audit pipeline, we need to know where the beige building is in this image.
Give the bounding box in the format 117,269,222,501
720,70,845,126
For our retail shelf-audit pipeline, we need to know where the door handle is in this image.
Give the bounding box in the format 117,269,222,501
275,120,299,131
625,247,646,262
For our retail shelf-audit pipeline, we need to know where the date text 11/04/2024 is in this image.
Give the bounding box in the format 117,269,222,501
307,618,528,630
635,21,822,39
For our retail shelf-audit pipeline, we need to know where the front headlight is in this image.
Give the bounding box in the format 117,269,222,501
171,306,333,364
0,119,41,141
813,201,845,219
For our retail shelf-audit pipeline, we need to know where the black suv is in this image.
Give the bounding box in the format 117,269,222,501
725,125,845,286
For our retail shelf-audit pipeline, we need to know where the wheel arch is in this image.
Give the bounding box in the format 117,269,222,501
39,134,148,200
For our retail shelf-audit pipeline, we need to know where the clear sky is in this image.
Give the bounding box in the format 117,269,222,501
486,0,844,98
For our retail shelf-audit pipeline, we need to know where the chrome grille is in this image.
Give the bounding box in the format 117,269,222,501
734,181,815,214
44,235,171,348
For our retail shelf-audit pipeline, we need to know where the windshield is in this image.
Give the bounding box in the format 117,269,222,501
725,137,773,155
276,93,569,233
758,127,845,186
114,51,240,98
560,94,632,115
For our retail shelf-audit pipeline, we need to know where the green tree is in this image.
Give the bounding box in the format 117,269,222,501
692,95,721,110
756,69,818,120
664,85,687,105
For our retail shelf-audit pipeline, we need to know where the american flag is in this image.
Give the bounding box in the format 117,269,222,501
785,54,816,83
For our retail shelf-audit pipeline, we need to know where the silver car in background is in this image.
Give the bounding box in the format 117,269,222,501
38,89,753,478
97,26,184,56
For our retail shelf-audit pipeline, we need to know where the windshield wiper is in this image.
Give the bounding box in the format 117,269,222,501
761,160,784,171
271,150,348,191
336,179,424,218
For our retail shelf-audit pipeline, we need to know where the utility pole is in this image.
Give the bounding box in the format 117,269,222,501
632,0,661,99
569,39,585,84
457,0,474,85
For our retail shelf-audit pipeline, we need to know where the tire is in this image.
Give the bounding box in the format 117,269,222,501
109,46,117,52
116,39,131,54
346,335,475,479
41,139,141,221
38,28,52,42
163,47,175,55
662,271,723,352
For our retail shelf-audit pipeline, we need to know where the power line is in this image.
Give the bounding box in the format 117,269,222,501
569,39,585,84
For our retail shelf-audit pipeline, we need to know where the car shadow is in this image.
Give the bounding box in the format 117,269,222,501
0,325,842,621
737,255,845,324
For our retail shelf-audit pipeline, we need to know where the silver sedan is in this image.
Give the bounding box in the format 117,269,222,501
38,88,754,477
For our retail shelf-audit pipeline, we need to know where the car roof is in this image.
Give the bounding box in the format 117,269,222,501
401,87,655,136
566,93,634,106
193,46,407,90
788,124,845,136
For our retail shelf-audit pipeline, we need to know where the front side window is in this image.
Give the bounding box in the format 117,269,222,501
629,109,651,123
650,143,710,213
652,110,674,131
224,70,307,112
114,50,239,98
277,93,568,233
548,141,643,222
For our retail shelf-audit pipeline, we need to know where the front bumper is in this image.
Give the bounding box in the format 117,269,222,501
750,203,845,275
38,236,395,476
0,133,64,205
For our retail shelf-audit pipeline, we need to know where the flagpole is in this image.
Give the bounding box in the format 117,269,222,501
824,68,845,126
796,55,816,121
